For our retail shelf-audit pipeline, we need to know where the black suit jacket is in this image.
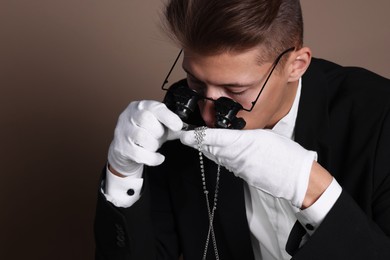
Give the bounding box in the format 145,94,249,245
94,58,390,259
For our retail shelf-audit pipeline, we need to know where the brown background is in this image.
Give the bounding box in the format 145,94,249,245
1,0,389,259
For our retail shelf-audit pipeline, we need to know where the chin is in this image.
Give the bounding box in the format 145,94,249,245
244,122,267,130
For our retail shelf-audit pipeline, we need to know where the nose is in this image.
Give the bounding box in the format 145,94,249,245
199,99,215,127
198,86,222,128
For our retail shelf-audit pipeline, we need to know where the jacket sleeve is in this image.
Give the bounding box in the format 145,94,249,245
94,167,180,260
288,191,390,259
288,106,390,260
94,169,156,259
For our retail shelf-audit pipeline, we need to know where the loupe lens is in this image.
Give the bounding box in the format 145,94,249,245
214,97,243,128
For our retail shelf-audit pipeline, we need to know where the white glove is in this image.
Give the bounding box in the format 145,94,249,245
108,100,183,176
180,128,317,208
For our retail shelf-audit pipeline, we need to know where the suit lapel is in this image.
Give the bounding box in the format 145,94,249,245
285,59,334,256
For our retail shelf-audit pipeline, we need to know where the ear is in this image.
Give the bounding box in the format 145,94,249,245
287,47,312,82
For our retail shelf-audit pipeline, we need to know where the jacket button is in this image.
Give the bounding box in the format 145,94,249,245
127,189,135,196
116,239,125,248
115,224,126,247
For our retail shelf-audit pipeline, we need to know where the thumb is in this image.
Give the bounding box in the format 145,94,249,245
151,104,183,132
166,128,184,141
179,130,197,148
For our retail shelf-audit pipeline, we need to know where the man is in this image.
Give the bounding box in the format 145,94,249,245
94,0,390,259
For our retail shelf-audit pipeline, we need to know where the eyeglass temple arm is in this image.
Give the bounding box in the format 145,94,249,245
243,47,296,112
161,49,183,90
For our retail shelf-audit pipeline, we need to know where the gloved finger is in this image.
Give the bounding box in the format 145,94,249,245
131,100,183,133
127,143,166,166
131,110,183,147
180,128,240,148
148,103,183,131
132,110,166,140
179,130,198,149
130,125,161,152
166,129,183,141
179,130,232,169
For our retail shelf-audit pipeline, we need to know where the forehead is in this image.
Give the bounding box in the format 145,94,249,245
183,47,266,66
182,48,269,83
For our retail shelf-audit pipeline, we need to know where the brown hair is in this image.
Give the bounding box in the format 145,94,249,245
163,0,303,63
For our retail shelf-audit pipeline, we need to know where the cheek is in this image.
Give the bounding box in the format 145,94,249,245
237,83,287,129
237,108,268,129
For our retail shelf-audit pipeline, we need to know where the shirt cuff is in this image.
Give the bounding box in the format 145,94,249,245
102,165,144,208
295,177,342,235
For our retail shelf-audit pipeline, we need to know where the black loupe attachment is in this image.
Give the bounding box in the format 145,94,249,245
214,97,246,129
163,79,199,122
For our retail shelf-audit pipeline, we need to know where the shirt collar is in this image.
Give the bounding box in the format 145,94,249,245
272,78,302,139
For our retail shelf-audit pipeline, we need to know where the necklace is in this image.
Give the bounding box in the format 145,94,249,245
194,126,221,260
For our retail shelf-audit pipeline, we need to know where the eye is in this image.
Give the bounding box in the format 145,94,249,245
227,89,245,96
225,87,248,97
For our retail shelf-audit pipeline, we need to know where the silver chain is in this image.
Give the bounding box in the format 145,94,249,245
195,126,220,260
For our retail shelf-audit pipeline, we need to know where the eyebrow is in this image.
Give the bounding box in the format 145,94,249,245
182,66,258,88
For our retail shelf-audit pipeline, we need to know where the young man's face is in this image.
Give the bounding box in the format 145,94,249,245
182,48,300,130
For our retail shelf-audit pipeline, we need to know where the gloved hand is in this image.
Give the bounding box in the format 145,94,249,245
108,100,183,176
180,128,317,208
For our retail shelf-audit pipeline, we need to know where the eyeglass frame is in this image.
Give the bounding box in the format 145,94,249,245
161,46,295,112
